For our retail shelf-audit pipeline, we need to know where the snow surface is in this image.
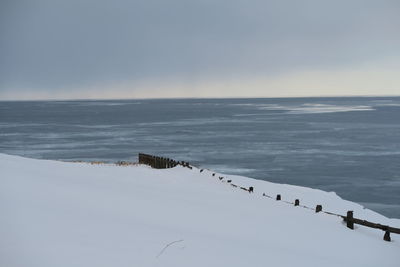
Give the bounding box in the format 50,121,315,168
0,153,399,267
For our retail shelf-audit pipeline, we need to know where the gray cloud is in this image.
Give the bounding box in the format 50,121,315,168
1,0,399,96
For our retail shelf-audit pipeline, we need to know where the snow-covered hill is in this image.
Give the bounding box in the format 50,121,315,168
1,153,399,267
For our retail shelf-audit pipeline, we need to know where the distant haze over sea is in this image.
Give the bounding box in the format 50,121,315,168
1,97,399,218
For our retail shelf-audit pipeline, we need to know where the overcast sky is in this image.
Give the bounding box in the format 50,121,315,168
1,0,399,100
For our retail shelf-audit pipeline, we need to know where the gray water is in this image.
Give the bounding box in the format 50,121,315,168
1,97,400,218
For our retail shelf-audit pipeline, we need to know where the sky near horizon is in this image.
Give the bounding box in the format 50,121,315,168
1,0,399,100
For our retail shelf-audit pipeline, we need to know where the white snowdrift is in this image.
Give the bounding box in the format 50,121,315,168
0,153,399,267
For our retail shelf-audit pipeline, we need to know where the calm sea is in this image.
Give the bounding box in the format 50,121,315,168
1,97,400,218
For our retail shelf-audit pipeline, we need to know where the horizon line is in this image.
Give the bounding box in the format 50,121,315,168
1,94,400,102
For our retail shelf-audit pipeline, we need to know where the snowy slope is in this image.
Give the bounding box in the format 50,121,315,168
0,153,399,267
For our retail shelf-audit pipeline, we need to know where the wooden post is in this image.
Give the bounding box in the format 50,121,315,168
156,157,160,169
315,205,322,213
346,211,354,229
384,231,391,242
276,194,281,201
294,199,300,206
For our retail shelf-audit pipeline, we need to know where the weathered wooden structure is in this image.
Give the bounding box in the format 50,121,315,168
138,153,190,169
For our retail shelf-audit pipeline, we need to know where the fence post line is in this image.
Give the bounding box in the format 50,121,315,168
346,211,354,229
137,153,400,243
